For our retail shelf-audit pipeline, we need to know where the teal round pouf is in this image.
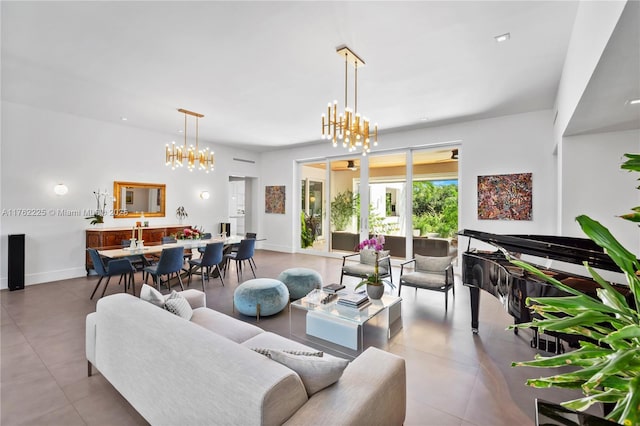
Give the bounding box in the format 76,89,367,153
234,278,289,317
277,268,323,300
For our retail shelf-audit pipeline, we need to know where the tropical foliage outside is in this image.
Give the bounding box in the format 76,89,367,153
412,181,458,238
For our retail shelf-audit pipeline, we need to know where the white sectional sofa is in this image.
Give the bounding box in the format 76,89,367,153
85,290,406,425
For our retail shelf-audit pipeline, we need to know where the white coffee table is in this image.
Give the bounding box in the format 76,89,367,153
289,289,402,355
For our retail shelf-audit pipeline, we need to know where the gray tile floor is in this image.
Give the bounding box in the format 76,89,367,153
1,250,597,425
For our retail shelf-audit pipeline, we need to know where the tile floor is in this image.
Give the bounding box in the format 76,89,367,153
1,250,599,425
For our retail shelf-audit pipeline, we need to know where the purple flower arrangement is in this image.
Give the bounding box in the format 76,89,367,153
356,235,385,252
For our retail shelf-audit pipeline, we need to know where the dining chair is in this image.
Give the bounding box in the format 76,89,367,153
197,233,212,255
399,254,455,311
144,246,186,293
188,242,225,290
230,232,258,268
223,238,256,281
87,248,136,299
162,236,192,271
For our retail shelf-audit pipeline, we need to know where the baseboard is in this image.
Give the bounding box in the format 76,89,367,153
258,243,294,253
0,267,87,290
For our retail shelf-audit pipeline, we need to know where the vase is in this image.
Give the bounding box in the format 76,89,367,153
366,283,384,300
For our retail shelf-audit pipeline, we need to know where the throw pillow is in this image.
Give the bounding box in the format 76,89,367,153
415,254,451,273
140,284,165,307
251,348,324,358
163,291,193,320
268,349,349,396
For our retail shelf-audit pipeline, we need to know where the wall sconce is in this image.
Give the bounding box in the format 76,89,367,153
53,183,68,196
200,191,210,200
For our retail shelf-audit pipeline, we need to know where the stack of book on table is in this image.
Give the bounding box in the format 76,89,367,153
322,283,346,294
337,293,371,310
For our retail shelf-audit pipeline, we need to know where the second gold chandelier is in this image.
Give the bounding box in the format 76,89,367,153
321,46,378,156
165,108,215,173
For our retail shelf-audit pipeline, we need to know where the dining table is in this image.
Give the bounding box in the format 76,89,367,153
97,235,243,259
97,235,244,279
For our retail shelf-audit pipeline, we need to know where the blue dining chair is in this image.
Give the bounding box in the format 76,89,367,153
144,246,185,293
188,242,225,290
87,248,136,299
162,236,193,266
223,238,256,281
197,233,212,255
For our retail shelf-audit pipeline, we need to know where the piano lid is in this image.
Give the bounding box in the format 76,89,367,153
458,229,622,273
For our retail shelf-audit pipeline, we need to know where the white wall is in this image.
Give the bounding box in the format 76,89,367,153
0,101,259,288
562,129,640,252
553,0,627,141
260,110,559,254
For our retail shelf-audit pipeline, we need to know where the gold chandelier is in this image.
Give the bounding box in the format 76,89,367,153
165,108,215,173
321,46,378,156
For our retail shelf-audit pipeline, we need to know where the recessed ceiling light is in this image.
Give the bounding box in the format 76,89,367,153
419,117,429,122
178,129,184,133
120,116,128,121
629,99,640,105
494,33,510,43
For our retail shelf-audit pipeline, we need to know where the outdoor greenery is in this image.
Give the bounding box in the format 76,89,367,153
330,190,355,231
509,153,640,425
301,211,320,248
412,181,458,238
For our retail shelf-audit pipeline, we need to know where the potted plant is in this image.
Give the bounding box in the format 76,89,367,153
330,190,355,231
509,153,640,425
85,189,109,225
354,235,387,299
176,206,188,224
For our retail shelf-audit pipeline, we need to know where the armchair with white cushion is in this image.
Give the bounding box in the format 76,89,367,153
340,249,393,285
399,255,455,310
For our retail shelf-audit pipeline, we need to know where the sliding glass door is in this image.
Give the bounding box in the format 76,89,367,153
298,146,459,258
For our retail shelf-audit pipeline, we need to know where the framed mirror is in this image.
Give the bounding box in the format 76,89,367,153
113,181,166,218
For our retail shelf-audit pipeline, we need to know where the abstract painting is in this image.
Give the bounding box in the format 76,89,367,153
477,173,532,220
265,185,286,214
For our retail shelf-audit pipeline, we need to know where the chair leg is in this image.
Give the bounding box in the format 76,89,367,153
100,276,112,298
339,271,344,285
201,268,206,292
445,291,448,312
248,260,256,278
130,272,136,297
236,261,241,282
177,272,185,291
215,265,224,286
87,361,92,377
188,264,195,286
90,276,104,300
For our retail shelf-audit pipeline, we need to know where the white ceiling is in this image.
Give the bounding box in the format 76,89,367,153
2,1,630,152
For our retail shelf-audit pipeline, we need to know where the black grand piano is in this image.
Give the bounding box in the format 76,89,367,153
459,229,633,353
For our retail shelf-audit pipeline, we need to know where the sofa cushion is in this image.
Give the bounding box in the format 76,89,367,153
140,284,165,307
415,254,451,272
190,307,263,343
268,350,349,396
359,249,390,266
164,291,193,320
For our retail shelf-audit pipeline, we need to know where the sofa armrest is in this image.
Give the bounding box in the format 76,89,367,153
86,312,97,370
283,347,406,425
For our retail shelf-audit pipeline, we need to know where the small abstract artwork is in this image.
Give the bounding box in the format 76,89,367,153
265,185,286,214
126,190,134,204
477,173,532,220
